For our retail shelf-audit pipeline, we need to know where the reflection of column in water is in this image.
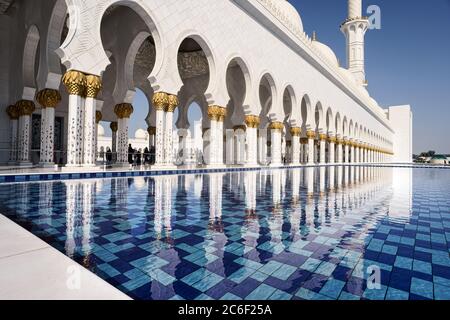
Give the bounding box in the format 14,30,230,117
289,171,301,235
64,181,79,258
305,167,314,195
244,171,257,220
209,173,224,233
38,182,53,224
344,166,349,186
163,176,175,241
350,166,355,185
336,166,343,188
328,166,335,191
319,167,326,193
194,175,203,199
154,176,164,239
81,180,97,265
291,169,301,203
272,170,281,206
280,170,287,202
16,184,29,218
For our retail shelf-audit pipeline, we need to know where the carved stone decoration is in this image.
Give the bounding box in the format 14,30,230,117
306,130,316,139
178,51,209,80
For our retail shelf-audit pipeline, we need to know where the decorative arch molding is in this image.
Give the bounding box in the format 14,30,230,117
300,93,312,130
22,24,40,97
281,84,298,126
326,107,334,134
57,0,163,78
258,71,279,121
314,101,324,132
37,0,67,90
224,54,254,115
171,30,218,104
113,31,152,103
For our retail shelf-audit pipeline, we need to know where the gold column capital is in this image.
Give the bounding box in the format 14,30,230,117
269,121,284,131
36,89,61,109
96,111,103,124
166,94,179,113
147,126,156,135
207,105,222,121
110,122,118,132
306,130,316,139
328,135,337,143
218,107,227,122
336,138,343,145
62,70,87,96
152,92,169,111
16,100,35,116
319,133,327,141
290,127,301,137
233,125,246,132
6,104,20,120
245,115,260,128
86,75,102,98
114,103,134,119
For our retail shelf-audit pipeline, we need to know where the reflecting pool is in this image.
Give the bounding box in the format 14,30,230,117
0,167,449,300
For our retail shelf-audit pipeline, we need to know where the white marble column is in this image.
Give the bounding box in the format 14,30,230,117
290,127,301,165
152,92,168,167
350,141,355,164
226,129,234,165
307,130,315,165
217,114,225,166
147,127,156,150
328,136,336,164
344,139,350,163
258,128,267,165
83,75,102,167
110,122,118,163
245,115,259,166
6,105,20,163
114,103,133,166
337,138,343,163
206,106,226,167
16,100,35,166
95,110,102,162
319,133,326,164
62,71,87,167
164,95,178,167
270,122,283,166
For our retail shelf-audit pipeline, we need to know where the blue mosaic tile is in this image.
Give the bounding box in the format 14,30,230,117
1,167,450,300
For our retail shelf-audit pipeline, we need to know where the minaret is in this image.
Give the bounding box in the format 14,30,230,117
341,0,369,87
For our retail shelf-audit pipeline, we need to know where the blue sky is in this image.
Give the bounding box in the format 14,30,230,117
126,0,450,154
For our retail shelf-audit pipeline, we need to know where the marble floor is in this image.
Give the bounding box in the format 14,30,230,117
0,214,130,300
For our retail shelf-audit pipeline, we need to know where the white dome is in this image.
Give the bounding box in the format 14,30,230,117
312,39,339,68
97,124,105,137
135,129,148,140
278,0,304,34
